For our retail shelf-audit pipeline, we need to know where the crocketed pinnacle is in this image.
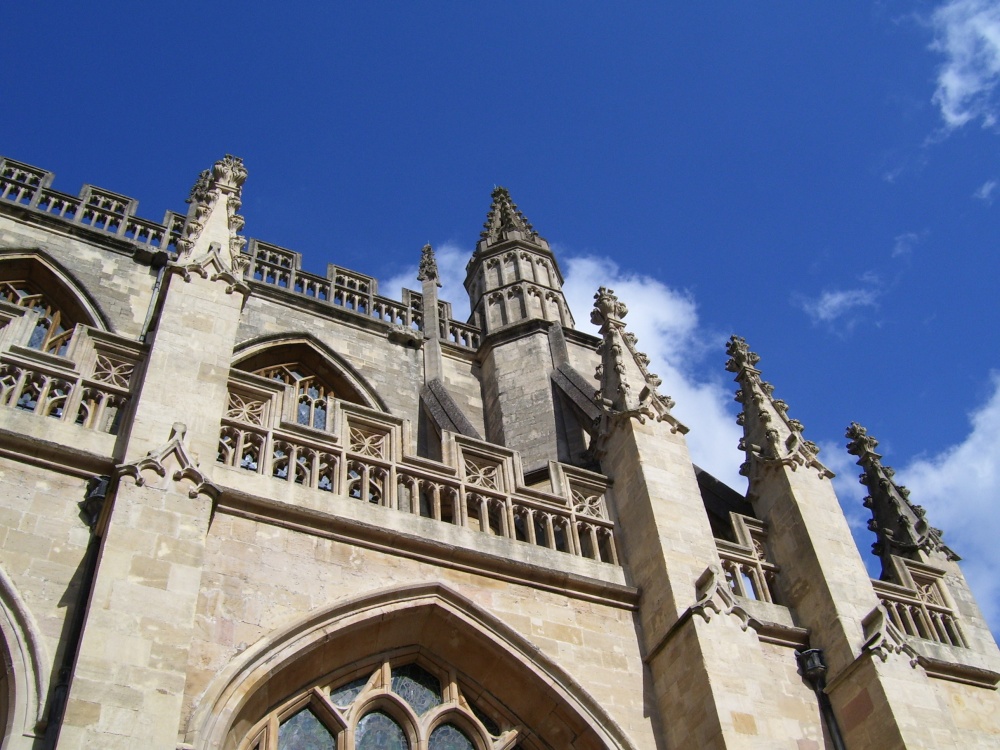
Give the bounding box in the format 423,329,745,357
590,287,682,432
725,335,829,479
845,422,957,574
177,155,248,268
480,186,537,243
416,243,441,286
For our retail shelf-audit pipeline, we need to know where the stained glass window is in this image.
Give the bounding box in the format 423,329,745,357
391,664,442,715
355,711,407,750
277,707,337,750
429,724,474,750
329,676,368,707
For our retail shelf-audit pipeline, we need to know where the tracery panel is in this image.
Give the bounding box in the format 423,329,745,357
240,656,529,750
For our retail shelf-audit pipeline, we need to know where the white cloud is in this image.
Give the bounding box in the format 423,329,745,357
799,287,879,325
930,0,1000,129
559,255,746,490
974,178,998,202
899,375,1000,635
892,230,926,257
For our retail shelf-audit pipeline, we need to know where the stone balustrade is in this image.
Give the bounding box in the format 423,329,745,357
1,156,185,251
217,375,618,565
872,578,966,648
0,323,144,436
1,156,484,351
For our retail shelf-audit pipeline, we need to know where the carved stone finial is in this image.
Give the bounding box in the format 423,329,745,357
589,288,684,456
480,186,537,244
416,243,441,286
727,335,830,481
174,155,250,287
211,154,248,192
846,422,958,573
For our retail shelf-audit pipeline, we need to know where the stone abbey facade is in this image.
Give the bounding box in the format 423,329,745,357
0,153,998,750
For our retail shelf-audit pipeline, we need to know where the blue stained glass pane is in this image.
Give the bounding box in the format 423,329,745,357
391,664,442,715
429,724,474,750
278,707,337,750
355,711,407,750
329,676,368,707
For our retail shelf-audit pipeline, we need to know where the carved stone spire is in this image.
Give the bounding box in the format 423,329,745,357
480,186,537,244
845,423,958,574
416,243,441,287
726,335,830,479
176,155,249,276
591,287,684,439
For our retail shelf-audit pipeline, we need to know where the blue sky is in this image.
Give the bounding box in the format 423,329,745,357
4,2,1000,630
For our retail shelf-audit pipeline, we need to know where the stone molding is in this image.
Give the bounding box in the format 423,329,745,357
0,566,50,744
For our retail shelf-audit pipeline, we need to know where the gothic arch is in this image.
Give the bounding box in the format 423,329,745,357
0,249,111,333
186,583,636,750
232,334,388,413
0,566,49,750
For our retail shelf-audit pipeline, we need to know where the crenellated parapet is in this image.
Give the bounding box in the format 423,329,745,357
590,287,685,456
726,335,830,481
846,422,958,574
0,155,187,251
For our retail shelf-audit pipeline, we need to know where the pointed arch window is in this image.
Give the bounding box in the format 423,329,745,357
255,362,332,430
1,280,74,355
242,656,533,750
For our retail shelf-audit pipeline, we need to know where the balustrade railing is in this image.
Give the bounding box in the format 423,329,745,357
0,326,143,436
2,157,481,348
217,385,618,565
872,578,966,648
244,240,478,349
1,157,183,251
715,514,778,603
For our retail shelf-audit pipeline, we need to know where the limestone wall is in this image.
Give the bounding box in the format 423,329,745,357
183,511,657,748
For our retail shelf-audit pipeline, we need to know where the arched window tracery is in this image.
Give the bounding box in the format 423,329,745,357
1,279,76,356
241,656,529,750
255,362,333,430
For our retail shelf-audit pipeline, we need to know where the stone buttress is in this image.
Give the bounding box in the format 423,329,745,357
727,336,1000,749
592,291,814,748
57,157,250,749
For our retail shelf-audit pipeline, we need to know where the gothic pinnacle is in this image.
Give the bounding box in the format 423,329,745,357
726,335,828,478
176,155,248,271
845,422,957,571
480,186,537,243
416,243,441,286
590,287,680,430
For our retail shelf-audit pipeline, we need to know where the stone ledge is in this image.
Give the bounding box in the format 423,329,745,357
212,479,638,610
